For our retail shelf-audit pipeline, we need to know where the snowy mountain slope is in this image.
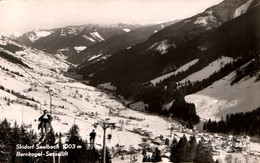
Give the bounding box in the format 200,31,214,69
1,36,259,163
233,0,254,18
77,0,256,85
0,36,69,72
90,32,105,42
0,31,22,39
68,21,176,65
28,30,54,42
185,59,260,120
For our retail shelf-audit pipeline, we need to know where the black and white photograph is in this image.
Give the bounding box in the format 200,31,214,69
0,0,259,162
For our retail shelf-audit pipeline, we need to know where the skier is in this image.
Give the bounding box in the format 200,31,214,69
38,110,52,134
89,129,96,144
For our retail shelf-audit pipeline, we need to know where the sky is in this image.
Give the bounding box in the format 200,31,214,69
0,0,223,34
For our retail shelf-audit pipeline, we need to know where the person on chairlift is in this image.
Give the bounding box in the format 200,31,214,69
38,110,52,134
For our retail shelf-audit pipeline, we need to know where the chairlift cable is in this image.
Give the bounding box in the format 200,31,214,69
18,64,87,117
18,65,53,115
18,62,112,142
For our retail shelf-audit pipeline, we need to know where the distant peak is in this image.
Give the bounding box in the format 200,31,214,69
0,31,22,39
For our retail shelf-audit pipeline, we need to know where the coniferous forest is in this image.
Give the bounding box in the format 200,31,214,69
203,107,260,136
0,119,111,163
169,135,214,163
112,54,259,129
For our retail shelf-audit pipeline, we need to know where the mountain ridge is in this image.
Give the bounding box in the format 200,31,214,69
68,21,178,65
78,0,258,84
16,23,145,59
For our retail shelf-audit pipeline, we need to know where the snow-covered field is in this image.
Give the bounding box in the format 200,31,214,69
74,46,87,53
123,29,131,32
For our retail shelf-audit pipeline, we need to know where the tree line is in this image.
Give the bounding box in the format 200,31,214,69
0,51,30,69
203,107,260,136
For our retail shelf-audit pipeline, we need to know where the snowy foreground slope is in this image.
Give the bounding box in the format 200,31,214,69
0,35,182,162
0,35,259,162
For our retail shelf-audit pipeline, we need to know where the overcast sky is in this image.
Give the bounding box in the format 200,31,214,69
0,0,223,33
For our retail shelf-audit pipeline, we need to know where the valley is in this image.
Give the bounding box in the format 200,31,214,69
0,0,260,162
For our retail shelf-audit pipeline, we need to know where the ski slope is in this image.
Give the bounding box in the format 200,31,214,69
88,54,102,61
0,35,184,151
150,59,199,85
179,56,234,84
185,63,260,120
82,35,96,42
